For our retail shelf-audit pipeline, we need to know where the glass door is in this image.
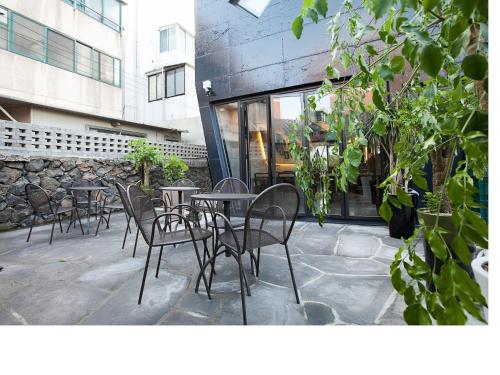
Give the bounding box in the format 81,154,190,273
243,98,271,194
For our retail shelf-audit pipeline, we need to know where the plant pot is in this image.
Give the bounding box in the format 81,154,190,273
388,191,418,240
471,252,488,322
418,209,476,290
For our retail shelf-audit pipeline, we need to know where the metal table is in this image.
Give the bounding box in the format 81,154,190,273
69,186,108,235
191,192,257,256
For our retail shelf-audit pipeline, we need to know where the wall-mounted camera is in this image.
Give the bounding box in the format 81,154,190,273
202,80,212,96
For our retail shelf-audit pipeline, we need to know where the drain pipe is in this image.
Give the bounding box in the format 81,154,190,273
0,105,16,122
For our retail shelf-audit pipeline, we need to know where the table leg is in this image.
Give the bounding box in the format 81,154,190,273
223,200,231,257
178,191,183,225
86,190,91,235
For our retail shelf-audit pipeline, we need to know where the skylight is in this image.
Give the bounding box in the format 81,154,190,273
229,0,272,18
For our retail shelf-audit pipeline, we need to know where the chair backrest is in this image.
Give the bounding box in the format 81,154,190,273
244,183,299,248
213,177,249,217
25,183,52,214
116,182,134,218
172,178,196,204
127,184,159,245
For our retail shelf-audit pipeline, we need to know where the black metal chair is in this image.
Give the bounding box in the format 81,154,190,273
210,177,249,228
126,184,213,304
172,178,197,205
25,183,84,244
195,183,301,325
116,182,135,249
94,185,125,235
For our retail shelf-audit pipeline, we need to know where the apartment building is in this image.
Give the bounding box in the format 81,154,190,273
0,0,181,141
122,0,204,144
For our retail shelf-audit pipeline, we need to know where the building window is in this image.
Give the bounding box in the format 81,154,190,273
63,0,122,32
88,125,145,138
160,25,176,53
229,0,272,18
215,102,240,179
0,7,7,50
165,65,185,98
11,13,46,61
148,72,163,101
2,7,121,87
47,30,75,71
160,24,194,57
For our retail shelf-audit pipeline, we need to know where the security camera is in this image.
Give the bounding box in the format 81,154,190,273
202,80,212,96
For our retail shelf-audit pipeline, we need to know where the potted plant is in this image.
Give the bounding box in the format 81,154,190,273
125,138,164,192
292,0,488,324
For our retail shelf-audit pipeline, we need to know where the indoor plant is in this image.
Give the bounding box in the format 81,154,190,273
292,0,488,324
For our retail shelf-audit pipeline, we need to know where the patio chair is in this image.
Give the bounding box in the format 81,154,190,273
25,183,84,245
94,185,124,235
195,183,301,325
116,182,135,249
172,178,196,205
127,184,213,304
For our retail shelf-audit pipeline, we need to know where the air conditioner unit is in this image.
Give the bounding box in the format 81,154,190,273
0,7,7,25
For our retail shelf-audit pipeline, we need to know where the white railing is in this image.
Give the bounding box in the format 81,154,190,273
0,120,207,159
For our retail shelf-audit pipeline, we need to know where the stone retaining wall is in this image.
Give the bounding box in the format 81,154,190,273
0,155,212,230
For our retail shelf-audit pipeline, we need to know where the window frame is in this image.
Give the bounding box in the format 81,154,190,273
148,71,163,102
62,0,122,33
47,29,75,72
164,64,186,99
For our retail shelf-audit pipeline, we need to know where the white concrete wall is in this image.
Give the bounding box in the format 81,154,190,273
122,0,204,144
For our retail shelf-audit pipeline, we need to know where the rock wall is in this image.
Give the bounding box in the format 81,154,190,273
0,156,212,230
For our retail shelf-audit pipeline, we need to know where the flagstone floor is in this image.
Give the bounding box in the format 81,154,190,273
0,213,418,325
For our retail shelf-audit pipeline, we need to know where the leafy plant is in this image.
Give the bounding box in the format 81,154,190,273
423,192,445,214
292,0,488,324
164,154,189,185
125,138,164,188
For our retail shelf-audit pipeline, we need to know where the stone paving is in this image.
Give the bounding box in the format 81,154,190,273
0,213,417,325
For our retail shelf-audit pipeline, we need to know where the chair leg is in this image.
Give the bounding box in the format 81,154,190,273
155,245,164,278
284,243,300,304
95,215,103,236
75,208,85,235
237,250,248,325
193,239,211,299
250,250,255,276
107,209,112,229
256,248,261,277
58,215,63,233
122,216,131,249
132,227,139,257
196,247,224,294
27,214,36,242
49,220,56,245
125,213,132,234
138,243,153,305
66,210,74,233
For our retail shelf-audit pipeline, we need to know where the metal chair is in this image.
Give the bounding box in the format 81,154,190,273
116,182,135,249
195,183,301,325
210,177,249,227
25,183,84,244
172,178,196,205
126,184,213,304
94,185,124,235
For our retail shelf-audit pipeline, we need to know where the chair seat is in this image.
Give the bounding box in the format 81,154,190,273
56,206,75,214
207,216,245,229
153,227,212,246
218,228,282,251
105,203,123,210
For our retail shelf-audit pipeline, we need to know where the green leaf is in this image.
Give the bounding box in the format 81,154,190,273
452,262,487,306
420,44,444,77
451,235,471,264
326,65,334,77
314,0,328,18
462,54,488,80
388,194,402,209
403,286,416,305
412,174,428,190
373,116,387,136
404,303,432,325
366,44,378,56
379,64,394,81
454,0,478,18
402,37,417,66
391,267,406,293
425,230,448,262
390,55,405,73
307,8,318,23
372,0,394,20
422,0,439,12
341,51,351,70
379,200,393,222
292,16,304,39
373,89,386,112
463,209,488,238
397,187,413,207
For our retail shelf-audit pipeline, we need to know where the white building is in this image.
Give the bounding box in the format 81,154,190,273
0,0,182,141
122,0,204,144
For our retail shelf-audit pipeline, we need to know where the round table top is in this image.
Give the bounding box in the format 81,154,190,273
69,186,109,191
191,192,257,202
159,186,200,192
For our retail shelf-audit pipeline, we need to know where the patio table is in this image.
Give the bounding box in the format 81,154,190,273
69,186,109,235
191,192,257,257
